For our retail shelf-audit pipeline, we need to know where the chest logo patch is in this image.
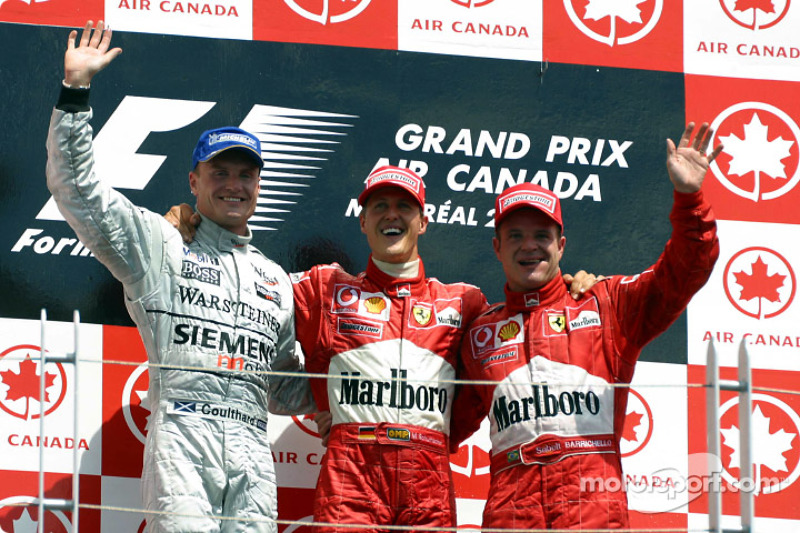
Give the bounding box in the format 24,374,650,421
498,321,521,342
364,297,387,314
412,305,432,326
548,314,566,333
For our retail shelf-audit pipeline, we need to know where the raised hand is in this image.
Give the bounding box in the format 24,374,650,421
666,122,724,194
64,20,122,87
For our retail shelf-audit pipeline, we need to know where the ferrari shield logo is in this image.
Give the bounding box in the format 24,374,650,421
412,305,432,326
548,314,566,333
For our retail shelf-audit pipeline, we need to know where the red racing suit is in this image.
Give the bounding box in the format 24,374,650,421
450,191,718,530
292,258,488,531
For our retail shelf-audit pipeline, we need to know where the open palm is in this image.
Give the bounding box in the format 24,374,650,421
64,20,122,87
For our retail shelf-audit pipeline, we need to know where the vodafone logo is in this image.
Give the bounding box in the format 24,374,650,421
563,0,663,46
709,103,800,202
718,393,800,494
283,0,371,24
719,0,791,30
0,345,67,421
620,388,654,457
471,325,494,352
122,363,151,444
449,0,495,7
722,246,796,319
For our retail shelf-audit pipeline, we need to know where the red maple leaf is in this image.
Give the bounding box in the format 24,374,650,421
622,411,643,442
734,0,776,13
0,354,56,419
735,255,785,305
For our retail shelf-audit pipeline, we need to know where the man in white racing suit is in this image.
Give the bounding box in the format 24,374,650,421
46,21,315,532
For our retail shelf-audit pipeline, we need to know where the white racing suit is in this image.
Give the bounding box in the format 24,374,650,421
46,106,315,532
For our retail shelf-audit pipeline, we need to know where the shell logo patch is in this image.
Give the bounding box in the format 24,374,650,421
498,321,521,342
364,297,387,314
548,314,566,333
412,305,432,326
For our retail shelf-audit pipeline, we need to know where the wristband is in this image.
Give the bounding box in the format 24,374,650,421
62,79,91,90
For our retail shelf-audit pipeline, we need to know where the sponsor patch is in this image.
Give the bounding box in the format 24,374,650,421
337,317,383,338
386,427,411,442
364,296,387,314
524,292,540,307
548,313,566,333
409,298,464,329
412,305,432,326
436,306,462,328
181,260,221,285
497,321,521,342
254,283,281,306
479,347,519,368
568,310,601,331
167,399,267,432
331,285,391,321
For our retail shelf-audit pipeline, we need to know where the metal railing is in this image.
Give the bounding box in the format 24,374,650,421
37,309,81,533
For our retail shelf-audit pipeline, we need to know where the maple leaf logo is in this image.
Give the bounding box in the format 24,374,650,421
734,0,776,14
719,113,794,200
582,0,647,44
622,410,643,442
733,255,786,319
0,354,57,420
721,405,796,494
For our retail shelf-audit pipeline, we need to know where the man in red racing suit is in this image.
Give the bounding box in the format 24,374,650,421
292,166,489,531
450,123,721,530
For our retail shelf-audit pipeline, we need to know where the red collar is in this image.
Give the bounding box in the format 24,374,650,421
503,272,566,313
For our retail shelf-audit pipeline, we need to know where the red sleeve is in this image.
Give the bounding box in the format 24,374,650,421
292,265,331,411
609,190,719,362
449,313,492,453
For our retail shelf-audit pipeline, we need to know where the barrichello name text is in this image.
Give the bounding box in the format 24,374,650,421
339,368,448,413
494,384,600,432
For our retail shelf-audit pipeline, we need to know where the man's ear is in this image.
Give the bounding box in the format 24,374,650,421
418,215,429,235
359,213,366,235
492,236,502,262
188,171,197,196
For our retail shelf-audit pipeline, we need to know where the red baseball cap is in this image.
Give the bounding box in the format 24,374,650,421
494,183,563,230
357,166,426,208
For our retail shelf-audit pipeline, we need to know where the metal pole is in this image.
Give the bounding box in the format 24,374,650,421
706,339,721,533
38,309,47,533
737,340,753,532
72,310,81,532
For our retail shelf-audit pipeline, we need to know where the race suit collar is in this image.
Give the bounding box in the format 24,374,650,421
365,255,426,295
503,271,565,312
195,212,252,252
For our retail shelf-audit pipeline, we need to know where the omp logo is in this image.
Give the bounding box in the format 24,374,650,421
563,0,663,46
709,103,800,203
719,0,791,30
283,0,371,24
13,97,357,255
450,0,495,7
722,246,796,319
0,345,67,421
